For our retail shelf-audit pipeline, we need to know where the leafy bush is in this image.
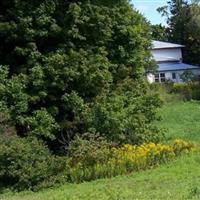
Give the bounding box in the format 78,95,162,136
0,0,160,151
0,136,67,191
149,82,200,102
0,112,16,138
68,133,112,167
0,0,163,191
149,83,184,102
68,139,196,183
172,82,200,100
87,80,163,144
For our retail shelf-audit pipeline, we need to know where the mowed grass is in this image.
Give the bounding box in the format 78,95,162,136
1,101,200,200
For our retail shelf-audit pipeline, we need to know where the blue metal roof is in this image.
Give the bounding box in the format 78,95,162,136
158,62,200,72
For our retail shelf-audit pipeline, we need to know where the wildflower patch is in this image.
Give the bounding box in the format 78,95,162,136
68,139,196,183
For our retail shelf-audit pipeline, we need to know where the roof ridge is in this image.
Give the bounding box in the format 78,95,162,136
152,40,185,49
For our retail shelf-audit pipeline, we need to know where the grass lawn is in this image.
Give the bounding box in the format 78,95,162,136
157,101,200,143
1,101,200,200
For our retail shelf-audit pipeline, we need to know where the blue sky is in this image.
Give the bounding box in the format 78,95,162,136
131,0,167,25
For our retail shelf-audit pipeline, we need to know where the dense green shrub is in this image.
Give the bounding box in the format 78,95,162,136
149,82,200,102
0,0,161,151
86,80,163,144
172,82,200,101
0,112,16,137
149,83,182,103
0,136,67,191
68,133,112,167
0,0,163,191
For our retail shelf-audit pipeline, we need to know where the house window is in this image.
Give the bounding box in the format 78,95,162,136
172,73,176,79
155,74,159,82
160,73,166,82
154,73,166,83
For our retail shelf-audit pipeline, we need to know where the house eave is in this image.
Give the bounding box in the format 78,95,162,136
152,47,185,50
157,68,200,72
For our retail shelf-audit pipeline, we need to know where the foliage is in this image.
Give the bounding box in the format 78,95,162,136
148,83,182,103
0,0,160,151
0,112,16,137
67,139,196,183
149,81,200,102
68,133,112,167
86,80,163,144
173,139,196,155
151,24,169,41
158,0,200,65
2,151,200,200
0,136,67,191
1,102,200,200
157,0,188,43
112,139,195,167
172,82,200,100
0,0,164,191
180,70,197,82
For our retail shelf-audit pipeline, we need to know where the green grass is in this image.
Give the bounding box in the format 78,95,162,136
157,101,200,143
1,153,200,200
1,101,200,200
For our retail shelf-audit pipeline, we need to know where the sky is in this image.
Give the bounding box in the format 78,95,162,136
131,0,168,25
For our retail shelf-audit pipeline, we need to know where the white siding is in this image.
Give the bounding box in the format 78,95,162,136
147,70,200,83
166,70,200,82
152,48,182,62
165,72,172,80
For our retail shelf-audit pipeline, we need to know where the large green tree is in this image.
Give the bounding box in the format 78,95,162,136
0,0,161,150
151,24,169,41
158,0,200,65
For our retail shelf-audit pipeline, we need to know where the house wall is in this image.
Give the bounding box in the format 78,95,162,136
152,48,182,62
164,71,182,82
165,69,200,82
148,69,200,83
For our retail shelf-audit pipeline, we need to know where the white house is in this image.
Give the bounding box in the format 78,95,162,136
147,40,200,83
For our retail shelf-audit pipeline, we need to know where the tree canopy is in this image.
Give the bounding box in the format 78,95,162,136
151,24,169,42
158,0,200,66
0,0,161,152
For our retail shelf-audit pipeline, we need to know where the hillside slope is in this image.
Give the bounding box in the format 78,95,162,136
1,101,200,200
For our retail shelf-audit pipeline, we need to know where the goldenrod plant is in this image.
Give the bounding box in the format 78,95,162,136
68,139,196,183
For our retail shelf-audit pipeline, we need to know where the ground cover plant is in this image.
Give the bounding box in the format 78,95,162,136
0,131,195,191
149,81,200,102
172,82,200,101
1,152,200,200
67,136,196,183
1,101,199,200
